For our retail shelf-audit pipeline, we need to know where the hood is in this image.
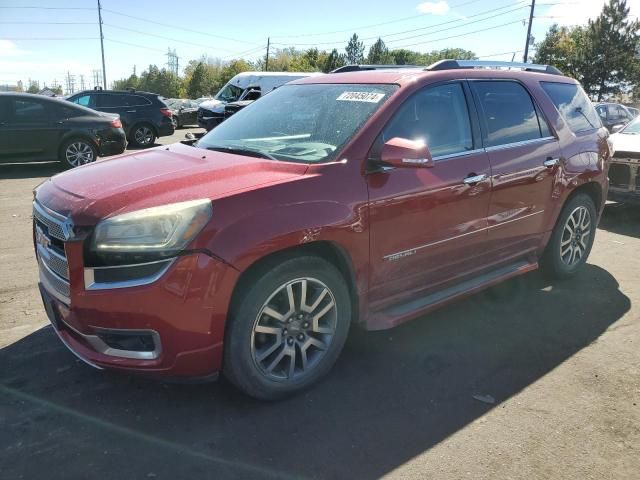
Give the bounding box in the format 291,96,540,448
610,132,640,154
199,99,225,113
37,143,308,225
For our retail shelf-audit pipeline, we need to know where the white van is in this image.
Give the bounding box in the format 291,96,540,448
197,71,321,131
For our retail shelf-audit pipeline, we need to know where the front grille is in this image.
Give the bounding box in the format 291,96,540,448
609,163,631,188
33,201,72,304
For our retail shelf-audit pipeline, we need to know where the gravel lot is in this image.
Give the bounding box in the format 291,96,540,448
0,134,638,479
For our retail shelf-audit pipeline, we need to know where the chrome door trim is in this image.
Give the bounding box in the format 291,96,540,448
484,136,556,153
383,228,486,261
488,210,545,229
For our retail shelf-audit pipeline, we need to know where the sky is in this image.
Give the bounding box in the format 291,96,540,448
0,0,638,93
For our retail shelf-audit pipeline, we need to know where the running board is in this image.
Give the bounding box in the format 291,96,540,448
370,259,538,330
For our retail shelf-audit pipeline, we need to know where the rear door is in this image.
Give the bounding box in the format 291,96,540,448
2,97,59,161
95,93,132,128
367,81,492,307
0,96,10,159
470,80,562,258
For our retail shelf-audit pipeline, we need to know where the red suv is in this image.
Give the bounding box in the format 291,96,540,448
34,61,609,399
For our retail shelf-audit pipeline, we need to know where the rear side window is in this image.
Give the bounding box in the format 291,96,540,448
57,105,85,118
383,82,473,157
472,81,545,147
130,95,152,106
541,82,601,133
97,94,129,108
13,99,48,122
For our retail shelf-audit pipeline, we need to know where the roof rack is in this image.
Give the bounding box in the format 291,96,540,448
331,64,420,73
426,59,563,75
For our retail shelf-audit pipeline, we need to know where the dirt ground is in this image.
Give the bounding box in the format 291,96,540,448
0,133,638,479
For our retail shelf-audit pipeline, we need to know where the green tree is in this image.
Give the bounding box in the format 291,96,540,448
187,62,215,98
367,38,391,64
50,85,63,95
323,48,347,72
26,81,39,93
345,34,365,65
217,59,252,87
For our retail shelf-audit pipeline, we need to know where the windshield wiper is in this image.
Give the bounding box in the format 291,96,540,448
204,146,277,160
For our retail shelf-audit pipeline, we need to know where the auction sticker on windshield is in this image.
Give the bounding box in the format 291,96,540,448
336,92,386,103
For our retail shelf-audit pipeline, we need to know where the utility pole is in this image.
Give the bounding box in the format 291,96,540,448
80,74,86,90
97,0,107,89
265,37,270,72
523,0,535,63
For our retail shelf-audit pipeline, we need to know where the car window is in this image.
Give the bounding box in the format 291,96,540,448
130,95,152,106
72,94,95,108
13,99,48,123
596,105,607,119
57,105,85,118
473,81,543,147
382,82,473,157
97,94,129,108
541,82,601,133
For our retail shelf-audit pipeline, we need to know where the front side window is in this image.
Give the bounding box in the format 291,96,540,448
382,82,473,158
198,83,398,163
473,81,544,147
13,99,47,122
541,82,601,133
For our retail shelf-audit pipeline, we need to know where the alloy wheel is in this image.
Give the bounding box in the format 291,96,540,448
134,126,153,146
560,205,592,267
65,142,94,167
251,277,337,381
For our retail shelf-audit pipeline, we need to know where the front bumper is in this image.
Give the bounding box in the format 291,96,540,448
197,109,225,131
157,119,175,138
39,249,240,378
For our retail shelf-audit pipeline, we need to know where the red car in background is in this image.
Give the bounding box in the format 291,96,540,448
33,60,609,399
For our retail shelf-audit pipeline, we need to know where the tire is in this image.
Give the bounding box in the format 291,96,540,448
223,256,352,400
172,116,182,129
541,193,597,279
129,123,156,148
59,137,98,170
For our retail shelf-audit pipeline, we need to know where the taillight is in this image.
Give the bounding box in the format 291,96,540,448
160,108,172,118
110,118,122,128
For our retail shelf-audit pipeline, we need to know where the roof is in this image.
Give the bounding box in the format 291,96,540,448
232,71,323,78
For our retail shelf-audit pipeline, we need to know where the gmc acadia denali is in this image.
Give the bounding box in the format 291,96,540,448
33,60,610,399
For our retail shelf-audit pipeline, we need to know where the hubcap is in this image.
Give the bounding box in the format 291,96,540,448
251,277,337,381
65,142,94,167
135,126,153,145
560,206,591,267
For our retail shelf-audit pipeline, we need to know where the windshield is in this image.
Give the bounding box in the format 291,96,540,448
198,83,398,163
215,83,244,103
621,116,640,134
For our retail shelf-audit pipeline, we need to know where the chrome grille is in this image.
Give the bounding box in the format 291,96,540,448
33,201,72,304
39,256,71,302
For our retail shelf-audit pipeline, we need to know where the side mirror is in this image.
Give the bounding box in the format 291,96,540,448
380,137,433,168
611,124,624,133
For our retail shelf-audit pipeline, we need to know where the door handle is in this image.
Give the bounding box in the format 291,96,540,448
463,173,488,185
543,157,560,168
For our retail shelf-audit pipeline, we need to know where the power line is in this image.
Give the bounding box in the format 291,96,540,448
1,37,99,40
0,21,94,24
101,8,262,46
103,38,167,53
0,5,94,9
270,0,487,39
271,3,528,47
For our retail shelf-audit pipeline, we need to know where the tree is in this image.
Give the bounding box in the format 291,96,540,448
26,81,39,93
187,62,215,98
218,59,252,87
345,34,365,65
367,38,391,64
323,48,347,72
50,85,63,95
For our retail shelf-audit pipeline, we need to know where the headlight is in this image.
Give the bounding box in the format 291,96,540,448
92,199,212,254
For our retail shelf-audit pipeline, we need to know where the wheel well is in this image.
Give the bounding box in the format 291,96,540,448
229,241,359,321
129,122,157,138
569,181,602,210
58,135,97,157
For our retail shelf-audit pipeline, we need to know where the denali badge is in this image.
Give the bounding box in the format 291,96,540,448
35,225,51,251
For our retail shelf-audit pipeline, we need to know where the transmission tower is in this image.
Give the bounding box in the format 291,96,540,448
65,71,76,95
166,48,179,76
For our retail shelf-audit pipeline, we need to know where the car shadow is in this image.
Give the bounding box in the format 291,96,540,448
0,265,629,479
0,162,60,180
599,203,640,238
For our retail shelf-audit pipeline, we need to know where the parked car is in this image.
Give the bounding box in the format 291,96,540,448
34,60,609,400
594,102,635,133
626,106,639,117
197,72,321,131
166,99,199,128
0,92,125,169
607,115,640,204
66,88,174,147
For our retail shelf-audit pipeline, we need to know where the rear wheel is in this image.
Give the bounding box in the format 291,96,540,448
224,256,351,400
129,124,156,148
542,193,597,279
59,138,97,170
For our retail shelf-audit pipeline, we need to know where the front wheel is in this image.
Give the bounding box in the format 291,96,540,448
542,193,597,279
224,256,351,400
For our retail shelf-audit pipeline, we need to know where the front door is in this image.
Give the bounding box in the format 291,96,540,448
3,97,58,161
469,80,563,258
367,82,492,309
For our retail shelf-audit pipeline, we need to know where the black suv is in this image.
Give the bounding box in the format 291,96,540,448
66,89,174,147
0,92,126,169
